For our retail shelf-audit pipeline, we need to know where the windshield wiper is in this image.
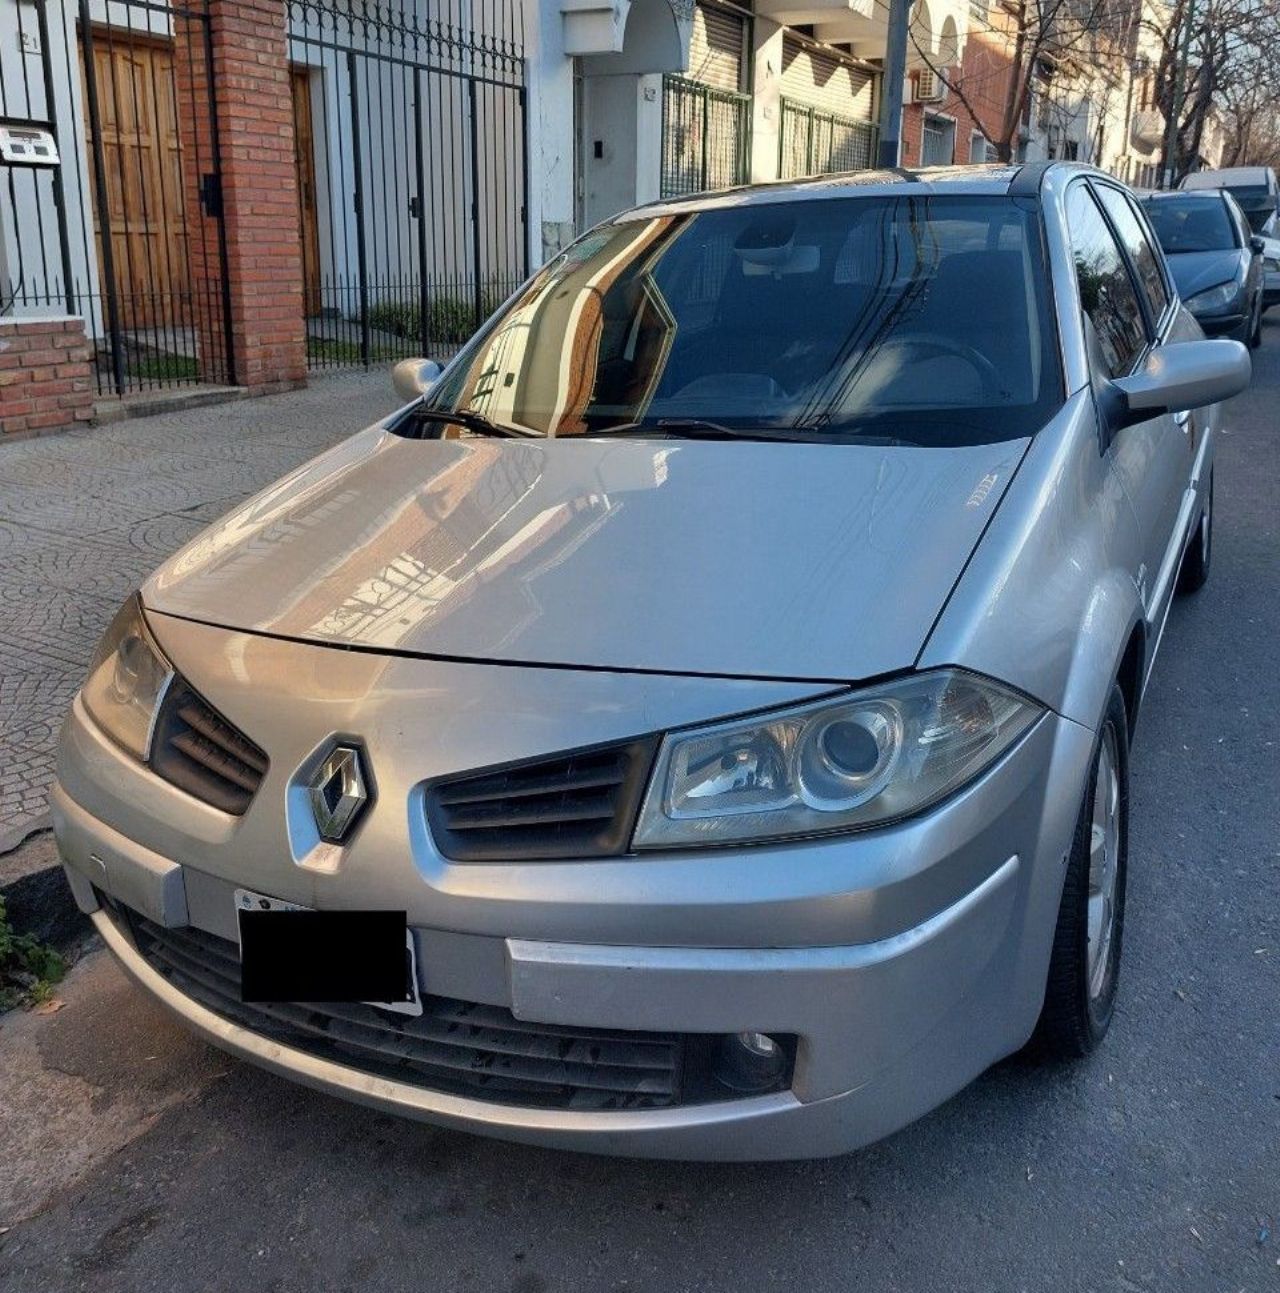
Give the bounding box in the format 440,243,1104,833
592,418,798,442
408,406,523,438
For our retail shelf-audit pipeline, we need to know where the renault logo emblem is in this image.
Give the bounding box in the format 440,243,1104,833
308,745,370,843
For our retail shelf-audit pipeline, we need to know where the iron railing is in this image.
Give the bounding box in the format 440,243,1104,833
287,0,528,373
660,76,751,200
1,0,233,395
778,99,878,180
921,115,957,167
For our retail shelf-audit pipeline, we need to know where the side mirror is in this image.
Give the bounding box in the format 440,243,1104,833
391,357,443,404
1108,339,1250,429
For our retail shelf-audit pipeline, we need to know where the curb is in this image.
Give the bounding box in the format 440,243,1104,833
0,833,89,951
93,385,246,425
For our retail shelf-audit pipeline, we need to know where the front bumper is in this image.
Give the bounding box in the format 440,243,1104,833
1192,309,1248,340
54,617,1095,1159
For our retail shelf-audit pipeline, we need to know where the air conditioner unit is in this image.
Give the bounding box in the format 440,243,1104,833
914,69,944,103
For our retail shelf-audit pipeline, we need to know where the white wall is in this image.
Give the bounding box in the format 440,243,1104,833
0,0,101,332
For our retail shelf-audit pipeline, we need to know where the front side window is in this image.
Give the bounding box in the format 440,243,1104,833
422,196,1062,447
1094,184,1170,322
1066,184,1149,379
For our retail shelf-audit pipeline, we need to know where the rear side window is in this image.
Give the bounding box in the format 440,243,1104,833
1094,185,1170,323
1066,184,1148,378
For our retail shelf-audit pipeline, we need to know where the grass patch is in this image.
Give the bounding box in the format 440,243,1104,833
306,335,396,365
0,893,66,1011
128,353,199,382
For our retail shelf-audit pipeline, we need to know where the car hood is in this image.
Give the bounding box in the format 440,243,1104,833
144,427,1028,681
1166,248,1245,299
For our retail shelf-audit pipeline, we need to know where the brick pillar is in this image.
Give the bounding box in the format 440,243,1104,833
900,103,923,167
0,318,96,438
174,0,306,394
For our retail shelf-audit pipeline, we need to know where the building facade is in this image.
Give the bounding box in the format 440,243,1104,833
0,0,1205,436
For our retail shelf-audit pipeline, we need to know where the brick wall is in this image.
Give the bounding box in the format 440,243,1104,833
0,318,95,439
174,0,307,393
901,102,924,166
948,30,1018,161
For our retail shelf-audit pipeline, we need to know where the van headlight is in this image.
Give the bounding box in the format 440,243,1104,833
632,670,1042,849
80,593,174,761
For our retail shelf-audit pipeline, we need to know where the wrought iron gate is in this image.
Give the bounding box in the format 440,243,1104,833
1,0,233,393
660,75,751,200
288,0,528,372
778,99,878,180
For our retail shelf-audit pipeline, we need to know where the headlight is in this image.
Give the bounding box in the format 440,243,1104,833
80,593,174,761
1185,281,1237,315
633,670,1042,849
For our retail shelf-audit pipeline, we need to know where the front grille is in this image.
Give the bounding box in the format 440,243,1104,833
425,738,659,861
149,683,268,815
128,914,688,1110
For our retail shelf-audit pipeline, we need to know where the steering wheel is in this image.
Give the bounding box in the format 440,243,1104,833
878,334,1007,403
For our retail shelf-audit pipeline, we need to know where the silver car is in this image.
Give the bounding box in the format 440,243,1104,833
53,164,1249,1160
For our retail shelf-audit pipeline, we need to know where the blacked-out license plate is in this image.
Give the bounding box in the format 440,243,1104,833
238,902,417,1011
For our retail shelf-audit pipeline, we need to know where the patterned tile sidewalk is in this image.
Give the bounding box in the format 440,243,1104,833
0,373,398,852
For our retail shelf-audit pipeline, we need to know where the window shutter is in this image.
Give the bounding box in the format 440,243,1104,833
779,35,873,122
688,3,747,93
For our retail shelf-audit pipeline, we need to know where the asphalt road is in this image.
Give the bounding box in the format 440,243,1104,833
3,334,1279,1293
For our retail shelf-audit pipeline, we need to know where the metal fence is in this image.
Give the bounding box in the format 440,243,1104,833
0,0,233,395
660,75,751,200
778,99,878,180
287,0,528,373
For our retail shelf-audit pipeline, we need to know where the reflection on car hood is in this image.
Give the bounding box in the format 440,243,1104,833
144,427,1028,681
1166,248,1245,300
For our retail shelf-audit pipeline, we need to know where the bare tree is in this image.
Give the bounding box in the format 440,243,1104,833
910,0,1135,162
1145,0,1280,182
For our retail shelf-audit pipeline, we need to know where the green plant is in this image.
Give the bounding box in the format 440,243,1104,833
365,282,514,349
365,299,421,339
0,893,66,1011
306,336,394,365
128,354,199,382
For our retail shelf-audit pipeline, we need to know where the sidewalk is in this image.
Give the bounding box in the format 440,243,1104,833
0,372,398,858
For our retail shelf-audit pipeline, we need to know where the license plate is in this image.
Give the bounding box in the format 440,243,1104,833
234,888,423,1016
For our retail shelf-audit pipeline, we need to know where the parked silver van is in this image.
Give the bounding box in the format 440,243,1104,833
1182,165,1280,233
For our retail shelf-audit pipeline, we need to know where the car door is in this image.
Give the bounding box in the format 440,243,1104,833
1065,180,1189,630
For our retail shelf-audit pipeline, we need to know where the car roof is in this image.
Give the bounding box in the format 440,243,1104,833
617,161,1098,221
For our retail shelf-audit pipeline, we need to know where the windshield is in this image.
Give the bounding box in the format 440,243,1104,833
1144,196,1237,252
418,195,1062,447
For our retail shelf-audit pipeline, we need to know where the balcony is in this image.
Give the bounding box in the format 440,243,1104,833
755,0,966,66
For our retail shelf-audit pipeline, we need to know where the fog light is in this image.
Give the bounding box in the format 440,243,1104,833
712,1031,788,1093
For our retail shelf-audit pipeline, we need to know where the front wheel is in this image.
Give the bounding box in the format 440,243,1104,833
1249,295,1263,348
1031,684,1129,1059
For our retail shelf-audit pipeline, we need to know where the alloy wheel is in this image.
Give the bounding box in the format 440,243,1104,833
1086,724,1122,1001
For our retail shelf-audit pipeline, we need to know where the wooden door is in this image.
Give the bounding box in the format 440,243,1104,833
84,38,190,330
291,68,323,317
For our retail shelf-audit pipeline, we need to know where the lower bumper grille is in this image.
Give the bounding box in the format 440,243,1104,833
125,912,690,1111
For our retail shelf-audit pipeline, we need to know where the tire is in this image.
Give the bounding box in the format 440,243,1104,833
1031,684,1129,1060
1249,295,1263,348
1177,469,1213,595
